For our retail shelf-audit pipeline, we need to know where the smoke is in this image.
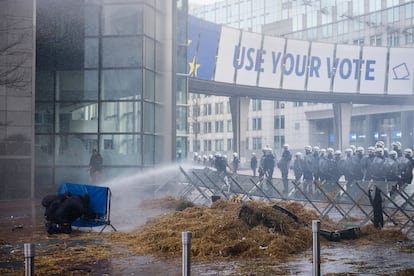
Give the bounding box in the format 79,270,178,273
101,163,191,232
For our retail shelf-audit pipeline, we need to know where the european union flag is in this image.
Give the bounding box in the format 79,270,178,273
188,15,220,80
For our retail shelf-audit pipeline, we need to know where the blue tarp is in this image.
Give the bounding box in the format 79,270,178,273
58,182,110,227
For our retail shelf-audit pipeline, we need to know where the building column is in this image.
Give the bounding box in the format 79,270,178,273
332,103,352,151
364,115,375,148
401,111,414,148
229,96,250,158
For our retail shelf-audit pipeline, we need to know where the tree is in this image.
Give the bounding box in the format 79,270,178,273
0,23,32,89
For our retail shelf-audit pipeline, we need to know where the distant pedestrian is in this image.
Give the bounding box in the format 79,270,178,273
89,149,103,184
250,153,258,177
278,144,292,194
232,152,240,174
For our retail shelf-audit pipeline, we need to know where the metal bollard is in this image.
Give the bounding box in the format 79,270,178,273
24,243,35,276
182,231,192,276
312,220,320,276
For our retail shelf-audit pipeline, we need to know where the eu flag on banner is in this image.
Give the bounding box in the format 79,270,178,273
188,15,220,80
187,15,200,74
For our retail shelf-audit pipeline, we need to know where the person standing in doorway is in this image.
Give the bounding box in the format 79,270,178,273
89,149,103,184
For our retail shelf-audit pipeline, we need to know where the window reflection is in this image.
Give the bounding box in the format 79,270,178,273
56,102,98,133
55,134,97,165
57,71,99,100
101,102,141,133
102,37,143,68
102,69,142,100
103,4,143,35
100,134,142,165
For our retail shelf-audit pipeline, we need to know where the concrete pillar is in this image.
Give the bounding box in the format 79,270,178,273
364,115,375,148
401,111,414,148
332,103,352,151
229,96,250,158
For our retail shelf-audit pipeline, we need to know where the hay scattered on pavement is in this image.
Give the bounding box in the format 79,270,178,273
107,199,340,260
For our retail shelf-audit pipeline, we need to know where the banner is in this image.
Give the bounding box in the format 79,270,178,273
282,39,310,91
258,36,285,88
307,42,334,92
215,26,240,83
332,44,361,93
359,46,387,94
235,31,263,86
387,47,414,95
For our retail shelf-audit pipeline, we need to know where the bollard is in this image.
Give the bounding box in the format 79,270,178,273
24,243,35,276
312,220,320,276
182,231,192,276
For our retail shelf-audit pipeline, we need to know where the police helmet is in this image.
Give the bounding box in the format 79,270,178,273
345,148,353,154
215,152,221,157
233,152,238,157
367,146,375,153
313,146,320,152
404,148,413,157
283,144,289,149
334,150,342,156
295,152,302,157
349,145,356,151
375,141,385,148
389,150,397,157
356,147,365,154
391,141,401,149
304,145,312,151
375,147,384,155
327,148,334,154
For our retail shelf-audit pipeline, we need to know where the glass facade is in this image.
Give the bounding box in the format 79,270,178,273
34,0,185,195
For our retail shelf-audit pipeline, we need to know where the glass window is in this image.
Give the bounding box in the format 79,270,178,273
35,71,55,101
143,134,154,165
56,102,98,133
55,134,97,165
100,134,142,165
101,101,141,133
35,102,54,133
102,69,142,100
215,139,224,151
253,137,262,150
57,70,99,101
227,138,233,151
143,102,155,133
35,134,54,165
144,70,155,101
85,38,99,68
274,115,285,129
55,167,91,185
103,4,143,35
85,5,100,36
102,37,143,68
227,120,232,132
176,76,187,105
176,106,187,134
144,37,155,70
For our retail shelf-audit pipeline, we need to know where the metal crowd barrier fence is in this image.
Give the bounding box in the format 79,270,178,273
177,166,414,236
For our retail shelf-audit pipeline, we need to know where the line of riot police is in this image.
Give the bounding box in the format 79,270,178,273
292,141,413,194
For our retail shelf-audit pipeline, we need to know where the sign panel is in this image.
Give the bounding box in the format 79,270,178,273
333,44,361,93
307,42,335,92
258,36,285,88
282,39,310,91
214,26,240,83
359,46,387,94
387,47,414,95
235,31,263,86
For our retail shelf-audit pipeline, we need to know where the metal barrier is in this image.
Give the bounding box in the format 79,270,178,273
177,166,414,236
